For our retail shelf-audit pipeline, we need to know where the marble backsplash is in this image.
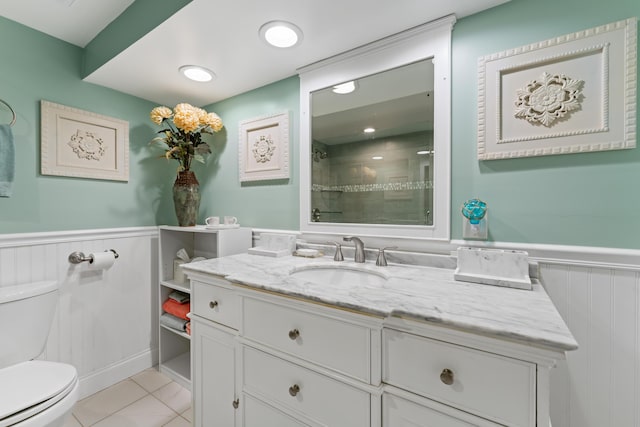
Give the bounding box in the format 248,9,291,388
297,241,539,279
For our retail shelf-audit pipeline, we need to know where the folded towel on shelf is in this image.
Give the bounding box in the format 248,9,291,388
162,298,190,320
0,124,15,197
185,321,191,336
160,313,188,332
168,290,190,303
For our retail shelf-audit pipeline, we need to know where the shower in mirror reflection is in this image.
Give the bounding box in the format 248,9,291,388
312,147,327,162
310,59,434,226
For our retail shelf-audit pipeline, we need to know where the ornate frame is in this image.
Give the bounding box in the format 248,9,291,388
40,100,129,181
238,111,290,182
477,18,637,160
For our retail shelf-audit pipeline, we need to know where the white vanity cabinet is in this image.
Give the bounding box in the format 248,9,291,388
191,278,242,427
240,294,381,427
191,318,237,426
189,274,382,427
382,317,563,427
188,271,567,427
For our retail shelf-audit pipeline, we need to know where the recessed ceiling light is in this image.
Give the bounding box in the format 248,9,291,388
332,81,356,94
259,21,303,48
179,65,215,82
364,127,376,133
372,156,384,160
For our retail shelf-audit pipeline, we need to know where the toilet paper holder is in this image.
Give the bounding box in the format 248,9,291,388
68,249,119,264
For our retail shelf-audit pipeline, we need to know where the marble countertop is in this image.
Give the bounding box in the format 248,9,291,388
182,253,578,352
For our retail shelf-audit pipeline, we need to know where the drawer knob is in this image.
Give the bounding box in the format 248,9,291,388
289,384,300,397
440,368,454,385
209,300,219,309
288,328,300,340
232,398,239,409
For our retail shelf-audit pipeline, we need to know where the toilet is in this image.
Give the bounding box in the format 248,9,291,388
0,281,79,427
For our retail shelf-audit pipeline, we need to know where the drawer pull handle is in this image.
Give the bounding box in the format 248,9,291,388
209,300,219,309
288,328,300,340
232,398,239,409
289,384,300,397
440,368,454,385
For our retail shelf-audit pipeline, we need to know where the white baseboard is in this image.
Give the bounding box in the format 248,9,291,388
77,348,159,399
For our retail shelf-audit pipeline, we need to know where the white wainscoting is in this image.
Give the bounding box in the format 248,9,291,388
541,261,640,427
2,226,639,425
0,227,159,399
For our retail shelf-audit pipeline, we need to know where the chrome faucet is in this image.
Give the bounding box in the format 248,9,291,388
343,236,365,263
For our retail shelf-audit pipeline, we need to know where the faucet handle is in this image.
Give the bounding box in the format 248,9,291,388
327,241,344,261
376,246,398,267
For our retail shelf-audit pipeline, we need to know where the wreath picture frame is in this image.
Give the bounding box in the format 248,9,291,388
477,18,636,160
40,100,129,181
238,111,290,182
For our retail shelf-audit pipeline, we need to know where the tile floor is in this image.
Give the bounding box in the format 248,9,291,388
63,368,192,427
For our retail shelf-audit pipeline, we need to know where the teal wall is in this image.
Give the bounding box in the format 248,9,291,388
451,0,640,248
1,0,638,249
0,17,169,233
208,0,640,249
203,0,639,249
199,76,300,230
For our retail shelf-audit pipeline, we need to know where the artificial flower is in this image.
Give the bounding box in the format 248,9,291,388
149,102,223,171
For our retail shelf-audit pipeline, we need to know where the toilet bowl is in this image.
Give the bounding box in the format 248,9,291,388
0,281,79,426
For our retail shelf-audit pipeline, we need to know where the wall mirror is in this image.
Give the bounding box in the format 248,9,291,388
310,60,435,226
299,16,455,240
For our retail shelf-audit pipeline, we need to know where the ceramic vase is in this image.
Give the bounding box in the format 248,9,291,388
173,170,200,226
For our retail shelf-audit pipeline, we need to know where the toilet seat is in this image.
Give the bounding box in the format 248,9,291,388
0,361,77,427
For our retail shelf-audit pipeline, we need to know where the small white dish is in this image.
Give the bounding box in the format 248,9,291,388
247,247,291,257
205,224,240,229
296,248,318,257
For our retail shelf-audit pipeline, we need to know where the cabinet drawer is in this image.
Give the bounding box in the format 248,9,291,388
383,329,535,426
243,297,372,382
383,394,481,427
192,281,240,329
243,346,370,427
243,394,309,427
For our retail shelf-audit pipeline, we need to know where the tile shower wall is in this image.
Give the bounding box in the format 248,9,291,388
0,227,158,399
311,131,434,225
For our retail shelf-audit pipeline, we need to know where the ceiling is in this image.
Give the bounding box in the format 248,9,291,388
313,60,434,145
0,0,509,107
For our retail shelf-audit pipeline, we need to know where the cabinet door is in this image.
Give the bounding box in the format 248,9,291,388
383,394,479,427
192,319,237,427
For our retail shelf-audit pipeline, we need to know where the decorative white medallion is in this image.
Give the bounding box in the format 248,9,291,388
252,134,276,163
514,72,583,127
67,129,106,160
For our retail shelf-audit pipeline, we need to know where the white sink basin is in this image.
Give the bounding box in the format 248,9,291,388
289,265,388,286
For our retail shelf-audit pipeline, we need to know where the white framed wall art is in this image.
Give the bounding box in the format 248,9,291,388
40,100,130,181
238,111,290,182
477,18,637,160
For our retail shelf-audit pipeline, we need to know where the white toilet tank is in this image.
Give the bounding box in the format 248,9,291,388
0,281,58,369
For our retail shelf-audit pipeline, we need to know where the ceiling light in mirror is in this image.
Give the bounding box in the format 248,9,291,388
364,127,376,133
260,21,303,48
372,156,384,160
179,65,215,82
332,81,356,94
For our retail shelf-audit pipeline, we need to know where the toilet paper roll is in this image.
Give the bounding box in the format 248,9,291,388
89,251,116,270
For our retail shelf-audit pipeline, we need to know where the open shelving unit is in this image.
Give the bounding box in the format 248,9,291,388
158,225,252,389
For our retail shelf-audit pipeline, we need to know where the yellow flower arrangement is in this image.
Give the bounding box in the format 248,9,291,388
150,103,223,171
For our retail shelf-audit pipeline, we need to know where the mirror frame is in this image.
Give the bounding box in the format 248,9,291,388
298,15,455,240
